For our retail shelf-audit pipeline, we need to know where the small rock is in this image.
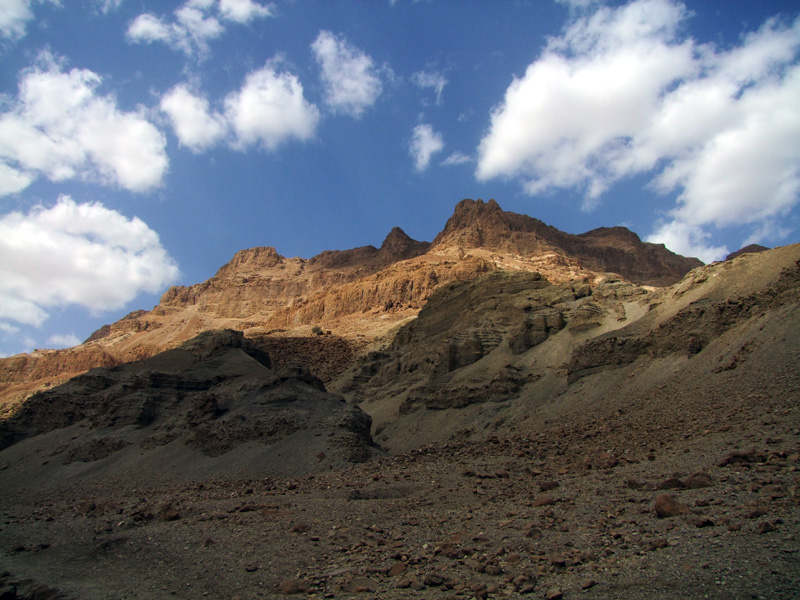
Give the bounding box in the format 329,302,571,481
524,525,542,539
158,503,180,522
424,574,444,586
409,578,425,591
292,522,310,533
755,521,774,534
549,553,566,568
581,579,597,590
654,494,691,518
656,477,685,490
685,472,714,489
277,579,307,595
532,495,555,507
693,517,715,528
545,587,563,600
387,562,407,576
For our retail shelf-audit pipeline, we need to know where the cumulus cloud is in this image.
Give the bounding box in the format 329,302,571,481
0,196,180,329
160,83,227,152
224,61,320,150
410,123,443,172
311,30,383,118
476,0,800,261
127,0,272,57
218,0,272,23
411,70,447,105
160,61,319,152
0,0,58,41
0,55,168,196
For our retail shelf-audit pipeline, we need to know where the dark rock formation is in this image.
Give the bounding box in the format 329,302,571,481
725,244,769,261
0,330,376,474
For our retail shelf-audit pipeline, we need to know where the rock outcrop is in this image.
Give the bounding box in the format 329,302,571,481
0,330,376,478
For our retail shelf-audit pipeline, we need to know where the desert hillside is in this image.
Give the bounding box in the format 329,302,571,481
1,200,798,599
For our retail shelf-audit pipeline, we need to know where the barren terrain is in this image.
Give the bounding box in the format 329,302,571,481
0,202,798,599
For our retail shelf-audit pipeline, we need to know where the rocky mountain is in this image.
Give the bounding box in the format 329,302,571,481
0,199,699,414
4,198,798,599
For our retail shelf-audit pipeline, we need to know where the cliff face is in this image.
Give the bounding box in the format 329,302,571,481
433,199,702,286
1,199,702,412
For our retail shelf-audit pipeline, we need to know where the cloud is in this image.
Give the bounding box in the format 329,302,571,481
160,61,319,152
160,83,227,152
218,0,272,23
0,196,180,329
410,123,443,172
224,60,320,150
94,0,123,13
0,55,168,196
441,151,471,166
411,70,447,105
127,0,272,57
476,0,800,262
646,221,728,264
0,0,58,41
46,333,80,348
311,30,383,117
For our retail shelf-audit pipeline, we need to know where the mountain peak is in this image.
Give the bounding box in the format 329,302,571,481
725,244,769,261
432,199,512,248
381,227,413,248
379,227,430,263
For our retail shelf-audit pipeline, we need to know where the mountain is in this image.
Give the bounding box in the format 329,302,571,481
0,199,699,414
1,199,799,599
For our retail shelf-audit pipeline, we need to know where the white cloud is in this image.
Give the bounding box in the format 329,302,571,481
441,151,471,166
160,83,227,152
0,0,58,41
46,333,81,348
476,0,800,261
95,0,123,13
410,123,443,172
160,61,319,152
127,0,272,57
646,221,727,264
218,0,272,23
0,196,179,329
0,55,168,195
224,61,320,150
311,30,383,118
411,70,447,105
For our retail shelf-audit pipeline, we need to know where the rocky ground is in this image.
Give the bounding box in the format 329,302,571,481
1,356,798,599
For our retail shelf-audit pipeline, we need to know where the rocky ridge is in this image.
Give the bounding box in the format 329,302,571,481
0,199,699,413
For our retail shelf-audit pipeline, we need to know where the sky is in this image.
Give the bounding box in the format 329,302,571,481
1,0,799,357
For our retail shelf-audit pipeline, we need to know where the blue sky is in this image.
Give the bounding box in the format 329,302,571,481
1,0,799,357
